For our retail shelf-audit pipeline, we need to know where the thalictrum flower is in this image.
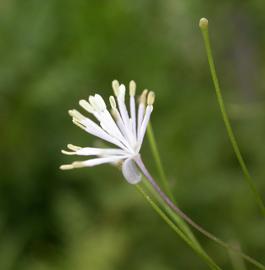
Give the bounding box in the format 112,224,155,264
60,80,155,184
59,80,265,270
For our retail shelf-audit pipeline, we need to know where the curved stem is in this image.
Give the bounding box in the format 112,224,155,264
135,155,265,270
147,124,173,200
142,176,201,249
136,184,222,270
199,18,265,216
147,123,200,247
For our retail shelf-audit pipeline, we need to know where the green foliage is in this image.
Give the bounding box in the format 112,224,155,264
1,0,265,269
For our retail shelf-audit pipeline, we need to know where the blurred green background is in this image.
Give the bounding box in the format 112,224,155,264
1,0,265,269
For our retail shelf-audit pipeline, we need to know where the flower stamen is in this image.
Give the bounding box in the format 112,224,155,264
61,80,155,184
147,91,155,105
112,80,120,96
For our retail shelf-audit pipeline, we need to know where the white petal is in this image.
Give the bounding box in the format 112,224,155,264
116,84,130,129
122,158,142,184
84,96,132,151
130,96,137,138
100,110,128,143
113,110,130,137
112,108,136,147
138,105,153,147
62,146,127,156
137,103,145,138
112,84,137,147
61,156,126,170
71,111,129,151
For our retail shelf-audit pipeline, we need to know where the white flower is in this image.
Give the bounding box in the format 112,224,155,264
60,80,155,184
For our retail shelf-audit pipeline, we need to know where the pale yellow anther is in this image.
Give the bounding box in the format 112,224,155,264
67,144,81,151
112,80,120,96
139,89,148,104
72,161,85,168
88,95,103,112
111,108,118,120
60,164,74,170
89,96,99,111
72,119,86,130
94,94,106,111
68,109,74,116
61,150,73,155
109,96,117,109
68,109,86,121
129,80,136,96
147,91,155,105
79,99,94,113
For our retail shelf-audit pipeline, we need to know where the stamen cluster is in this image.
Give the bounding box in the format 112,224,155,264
60,80,155,184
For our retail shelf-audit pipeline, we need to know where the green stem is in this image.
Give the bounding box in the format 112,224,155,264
136,184,223,270
142,177,201,249
199,18,265,216
147,123,200,248
136,155,265,270
147,124,173,200
228,241,247,270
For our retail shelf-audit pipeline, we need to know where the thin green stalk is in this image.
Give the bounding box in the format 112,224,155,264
142,177,201,249
147,124,173,200
136,155,265,270
136,184,223,270
228,241,247,270
147,123,200,247
199,18,265,216
141,177,228,269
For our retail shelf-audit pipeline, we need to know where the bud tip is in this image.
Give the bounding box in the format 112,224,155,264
199,18,208,29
